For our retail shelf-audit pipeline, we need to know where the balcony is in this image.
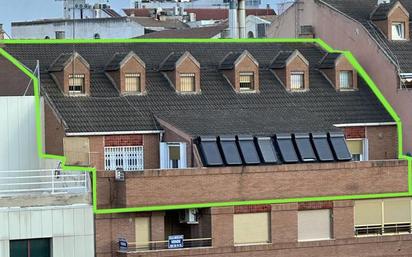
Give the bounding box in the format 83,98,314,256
102,160,408,209
0,169,89,195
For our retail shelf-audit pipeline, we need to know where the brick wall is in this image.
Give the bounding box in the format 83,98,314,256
367,125,398,160
223,53,259,92
344,127,365,139
0,55,32,96
114,160,407,208
44,102,65,155
105,135,143,147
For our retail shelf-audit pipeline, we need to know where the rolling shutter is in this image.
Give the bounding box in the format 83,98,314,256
354,200,382,226
384,198,411,224
298,209,331,241
135,217,151,249
234,212,270,245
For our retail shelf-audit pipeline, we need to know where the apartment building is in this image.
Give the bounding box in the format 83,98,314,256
269,0,412,155
1,41,410,257
0,54,94,256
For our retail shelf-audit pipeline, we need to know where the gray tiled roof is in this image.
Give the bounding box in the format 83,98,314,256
48,53,74,72
219,52,243,70
4,42,393,135
105,52,129,71
319,53,341,69
159,52,184,71
321,0,412,73
269,51,294,69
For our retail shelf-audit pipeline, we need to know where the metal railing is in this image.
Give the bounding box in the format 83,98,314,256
355,223,411,236
0,169,89,195
119,238,212,253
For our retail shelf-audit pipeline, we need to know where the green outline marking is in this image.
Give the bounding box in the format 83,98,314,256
0,38,411,214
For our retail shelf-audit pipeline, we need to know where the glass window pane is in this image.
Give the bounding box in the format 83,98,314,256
275,134,299,163
290,72,304,90
30,238,51,257
180,73,195,92
256,137,278,164
328,133,352,161
237,136,260,164
340,71,352,89
219,136,243,165
294,133,317,162
10,240,28,257
239,72,254,90
125,73,141,92
68,74,85,94
169,144,180,161
311,133,334,162
198,137,223,166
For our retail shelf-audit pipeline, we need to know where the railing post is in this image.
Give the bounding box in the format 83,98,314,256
51,169,55,194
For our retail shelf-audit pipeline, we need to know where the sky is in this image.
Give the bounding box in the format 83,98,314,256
0,0,282,35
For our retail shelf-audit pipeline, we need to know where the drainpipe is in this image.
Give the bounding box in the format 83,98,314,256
238,0,246,38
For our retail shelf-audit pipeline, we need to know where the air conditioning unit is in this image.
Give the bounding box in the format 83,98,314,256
179,209,199,224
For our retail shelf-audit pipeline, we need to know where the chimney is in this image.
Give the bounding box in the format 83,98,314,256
229,0,239,38
238,0,246,38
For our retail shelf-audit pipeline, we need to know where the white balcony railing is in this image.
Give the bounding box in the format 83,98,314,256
0,169,89,195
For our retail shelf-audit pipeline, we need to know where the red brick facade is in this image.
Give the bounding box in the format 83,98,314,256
344,127,366,139
105,135,143,147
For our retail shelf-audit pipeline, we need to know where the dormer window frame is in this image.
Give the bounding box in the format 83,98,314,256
179,72,196,93
339,70,354,90
124,72,142,93
392,22,406,40
68,74,86,96
239,72,255,91
290,71,305,91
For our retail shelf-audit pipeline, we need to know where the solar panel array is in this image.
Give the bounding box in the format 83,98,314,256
196,133,352,167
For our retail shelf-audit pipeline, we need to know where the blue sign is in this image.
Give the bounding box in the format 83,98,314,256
168,235,184,249
118,238,128,251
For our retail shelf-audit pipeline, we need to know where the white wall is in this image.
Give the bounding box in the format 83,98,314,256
0,205,94,257
12,18,145,39
0,97,40,171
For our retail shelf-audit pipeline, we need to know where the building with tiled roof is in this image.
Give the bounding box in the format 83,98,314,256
0,40,407,257
269,0,412,153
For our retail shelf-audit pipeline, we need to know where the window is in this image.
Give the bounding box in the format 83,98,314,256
180,73,195,92
197,137,223,166
239,72,254,91
68,74,85,95
255,137,278,164
290,72,304,90
328,133,352,161
294,133,317,162
354,198,411,236
237,136,260,165
347,139,368,161
125,73,141,92
218,136,243,165
339,71,353,89
311,133,334,162
10,238,51,257
234,212,270,245
160,142,187,169
298,209,332,241
275,134,299,163
94,33,101,39
392,22,405,40
104,146,144,171
55,31,65,39
401,77,412,89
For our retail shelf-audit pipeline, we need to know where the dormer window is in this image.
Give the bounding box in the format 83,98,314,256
270,50,309,92
319,53,357,91
339,71,353,89
239,72,254,91
125,73,141,92
219,50,259,93
159,52,201,93
105,52,146,95
392,22,405,40
371,1,410,41
180,73,196,92
290,72,304,90
49,52,91,96
68,74,85,95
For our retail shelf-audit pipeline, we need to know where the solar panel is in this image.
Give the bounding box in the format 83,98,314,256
328,132,352,161
218,136,243,165
255,137,278,164
311,133,335,162
198,137,224,167
293,133,317,162
275,134,299,163
236,135,261,165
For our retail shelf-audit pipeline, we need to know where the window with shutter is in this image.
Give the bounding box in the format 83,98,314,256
234,212,270,245
68,74,85,95
339,71,353,89
290,72,304,90
239,72,254,91
180,73,195,92
298,209,332,241
125,73,141,92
